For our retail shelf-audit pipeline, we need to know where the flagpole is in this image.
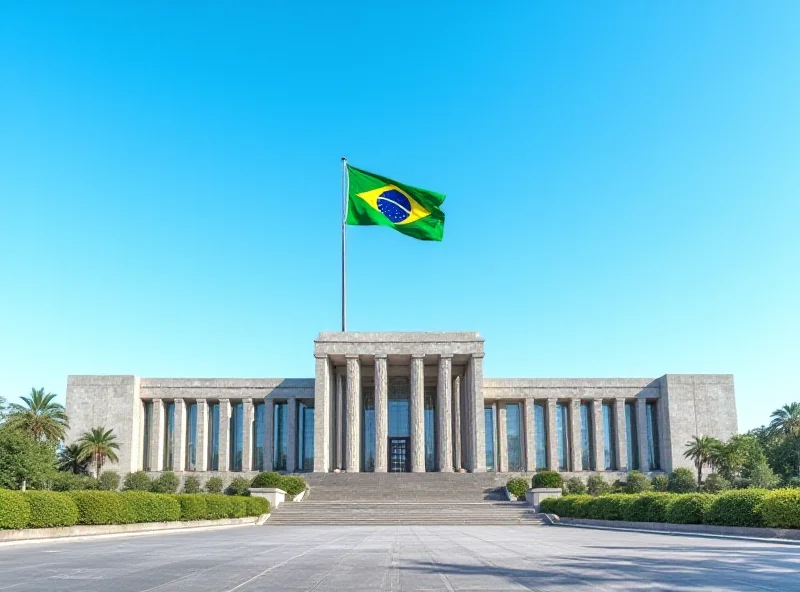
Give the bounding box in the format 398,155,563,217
341,156,347,332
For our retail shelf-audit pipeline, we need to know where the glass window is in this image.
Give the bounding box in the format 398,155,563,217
273,402,288,471
506,403,523,472
580,403,593,471
300,404,315,472
647,402,660,470
142,402,153,471
229,402,243,471
424,387,436,472
185,403,197,471
625,402,639,470
484,406,496,471
556,403,569,471
163,402,175,469
534,403,547,469
602,403,616,470
362,389,375,472
253,403,264,471
388,378,410,437
208,403,220,471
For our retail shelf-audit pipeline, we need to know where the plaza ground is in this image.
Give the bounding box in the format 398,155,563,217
0,525,798,591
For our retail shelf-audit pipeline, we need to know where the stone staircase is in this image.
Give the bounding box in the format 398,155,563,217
265,473,544,526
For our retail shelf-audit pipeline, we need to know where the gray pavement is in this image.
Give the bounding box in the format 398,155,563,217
0,524,798,591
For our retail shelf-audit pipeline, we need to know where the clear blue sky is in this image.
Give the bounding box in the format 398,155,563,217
1,2,798,432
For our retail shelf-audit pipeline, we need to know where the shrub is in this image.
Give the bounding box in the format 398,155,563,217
226,477,252,496
665,493,714,525
586,475,611,496
50,473,97,492
786,477,800,489
532,471,563,489
651,475,669,492
539,497,559,514
123,471,152,491
0,490,31,529
587,496,607,519
759,489,800,529
624,471,652,494
571,495,595,518
150,472,180,494
244,497,270,516
23,491,79,528
667,469,696,493
506,478,528,498
703,473,731,493
204,494,232,519
564,477,586,496
182,476,202,494
705,489,769,527
67,491,127,525
281,476,307,496
747,463,781,490
97,471,121,491
251,472,284,489
174,494,207,521
205,477,224,494
603,494,636,520
555,495,592,517
624,493,673,523
121,491,180,523
228,496,247,518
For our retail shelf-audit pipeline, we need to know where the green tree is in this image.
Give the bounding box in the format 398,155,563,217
769,403,800,477
0,424,57,490
57,443,90,474
76,427,120,478
684,435,720,486
6,388,69,442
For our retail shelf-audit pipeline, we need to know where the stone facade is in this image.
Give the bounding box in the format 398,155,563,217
65,332,738,477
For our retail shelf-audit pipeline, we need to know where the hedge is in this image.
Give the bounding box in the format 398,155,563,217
624,493,672,523
759,489,800,529
664,493,714,525
705,489,768,528
121,491,180,523
204,494,233,520
532,471,563,489
23,491,79,528
244,497,270,516
68,491,129,525
250,472,307,496
506,478,528,498
175,494,207,521
0,490,31,529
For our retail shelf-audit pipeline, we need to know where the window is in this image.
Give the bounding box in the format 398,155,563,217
273,402,288,471
388,378,410,437
230,402,243,471
424,387,436,472
253,403,264,471
534,403,547,469
580,403,593,471
625,402,639,470
163,402,175,469
362,389,375,472
484,406,496,471
185,403,197,471
208,403,220,471
602,403,616,470
506,403,523,472
556,403,569,471
142,401,153,471
647,402,660,470
299,403,315,472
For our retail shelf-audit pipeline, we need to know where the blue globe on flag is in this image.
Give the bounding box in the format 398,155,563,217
376,189,411,223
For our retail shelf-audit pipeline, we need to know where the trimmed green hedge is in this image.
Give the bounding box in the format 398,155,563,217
68,491,129,525
0,490,31,529
532,471,563,489
121,491,180,523
250,472,307,496
23,491,79,528
706,489,768,528
204,494,233,520
664,493,714,525
175,494,207,521
506,478,528,498
624,493,672,523
760,489,800,529
244,497,270,516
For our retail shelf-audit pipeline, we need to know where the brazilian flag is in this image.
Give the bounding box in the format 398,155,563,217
346,165,445,241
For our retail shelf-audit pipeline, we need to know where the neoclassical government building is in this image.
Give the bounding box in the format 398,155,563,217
65,332,738,477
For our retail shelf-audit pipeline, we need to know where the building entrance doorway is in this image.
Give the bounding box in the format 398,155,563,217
389,437,410,472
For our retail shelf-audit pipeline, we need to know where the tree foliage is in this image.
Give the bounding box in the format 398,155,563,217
0,423,57,490
6,388,69,443
77,427,120,478
57,444,90,475
684,435,721,486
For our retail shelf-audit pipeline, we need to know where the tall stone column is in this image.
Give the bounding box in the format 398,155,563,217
345,355,361,472
570,399,582,472
452,375,462,471
151,399,165,471
614,398,628,471
437,355,454,472
263,398,274,472
196,399,208,471
173,399,187,472
287,399,298,473
546,398,558,470
374,354,388,472
592,398,605,471
242,398,254,472
313,355,331,473
637,398,650,472
218,399,231,472
496,402,508,472
336,373,345,471
470,354,486,473
524,398,537,471
410,354,425,472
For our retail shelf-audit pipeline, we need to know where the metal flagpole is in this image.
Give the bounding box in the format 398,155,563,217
341,156,347,332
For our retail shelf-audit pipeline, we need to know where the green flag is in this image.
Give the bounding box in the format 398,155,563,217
346,165,445,241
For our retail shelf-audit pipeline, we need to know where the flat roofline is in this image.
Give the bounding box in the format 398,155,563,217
316,331,483,343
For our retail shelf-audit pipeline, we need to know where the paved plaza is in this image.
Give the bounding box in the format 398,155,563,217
0,525,798,591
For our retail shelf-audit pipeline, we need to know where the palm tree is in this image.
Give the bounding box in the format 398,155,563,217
77,428,120,478
684,435,720,486
58,443,90,474
769,403,800,477
7,388,69,442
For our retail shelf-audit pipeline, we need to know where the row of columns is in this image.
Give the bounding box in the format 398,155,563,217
144,396,303,473
492,396,655,473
